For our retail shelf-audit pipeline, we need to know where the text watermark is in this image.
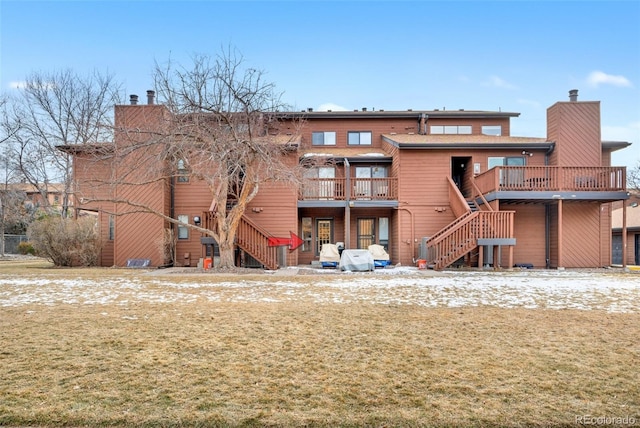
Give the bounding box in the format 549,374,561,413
576,415,637,426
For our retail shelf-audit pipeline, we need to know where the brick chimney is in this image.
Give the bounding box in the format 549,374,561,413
147,90,155,105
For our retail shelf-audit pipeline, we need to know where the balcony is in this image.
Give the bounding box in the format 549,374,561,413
300,177,398,201
473,166,627,202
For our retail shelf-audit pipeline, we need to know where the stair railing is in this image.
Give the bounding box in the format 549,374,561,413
236,215,279,270
200,211,279,270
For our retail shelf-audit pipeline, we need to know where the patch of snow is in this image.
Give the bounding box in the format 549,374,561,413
0,269,638,313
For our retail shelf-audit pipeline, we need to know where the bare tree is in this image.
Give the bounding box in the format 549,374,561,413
83,50,301,268
6,69,121,217
0,94,22,146
628,159,640,194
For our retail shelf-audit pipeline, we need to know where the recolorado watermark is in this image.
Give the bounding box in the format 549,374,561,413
576,415,637,426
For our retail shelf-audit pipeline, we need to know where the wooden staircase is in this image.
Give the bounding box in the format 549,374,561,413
235,215,279,270
426,177,515,270
425,210,515,270
201,211,279,270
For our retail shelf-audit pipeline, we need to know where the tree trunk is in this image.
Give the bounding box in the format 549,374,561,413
217,237,235,268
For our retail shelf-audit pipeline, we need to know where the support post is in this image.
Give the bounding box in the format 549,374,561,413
557,199,564,269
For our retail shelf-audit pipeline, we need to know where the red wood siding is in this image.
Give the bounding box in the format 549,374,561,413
599,203,612,267
247,181,299,266
112,104,171,267
547,101,601,167
297,208,345,266
299,118,418,149
503,204,547,268
174,179,212,266
561,202,601,268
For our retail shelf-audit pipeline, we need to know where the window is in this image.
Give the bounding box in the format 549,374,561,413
304,166,336,199
177,214,189,239
354,166,387,198
430,125,472,135
482,125,502,136
312,131,336,146
378,217,389,251
108,215,115,241
301,217,312,252
177,159,189,183
488,156,525,168
348,131,372,145
488,156,525,186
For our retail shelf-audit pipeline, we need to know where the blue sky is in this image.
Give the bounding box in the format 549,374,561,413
1,0,639,168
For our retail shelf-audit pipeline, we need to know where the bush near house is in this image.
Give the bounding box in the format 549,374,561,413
27,216,101,267
16,241,35,256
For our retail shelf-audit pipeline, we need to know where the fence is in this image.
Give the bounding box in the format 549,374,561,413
3,234,28,254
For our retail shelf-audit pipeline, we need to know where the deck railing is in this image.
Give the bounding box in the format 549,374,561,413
474,166,626,194
300,177,398,201
426,211,515,270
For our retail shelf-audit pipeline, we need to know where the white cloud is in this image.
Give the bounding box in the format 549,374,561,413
316,103,349,112
483,75,518,90
587,71,632,88
8,81,26,89
8,80,58,90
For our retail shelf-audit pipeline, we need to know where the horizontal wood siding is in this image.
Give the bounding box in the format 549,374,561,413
396,150,454,265
174,179,212,266
297,208,345,266
98,210,114,267
549,207,559,268
504,204,547,267
599,203,612,267
246,181,299,266
73,153,117,267
300,118,419,149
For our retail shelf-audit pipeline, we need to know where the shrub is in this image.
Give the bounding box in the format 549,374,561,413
27,216,101,267
16,241,35,256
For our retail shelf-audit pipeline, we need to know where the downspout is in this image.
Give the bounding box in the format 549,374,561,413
396,206,415,263
170,176,175,265
544,142,555,268
344,158,351,249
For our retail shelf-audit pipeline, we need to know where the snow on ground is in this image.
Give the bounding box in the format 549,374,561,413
0,266,638,312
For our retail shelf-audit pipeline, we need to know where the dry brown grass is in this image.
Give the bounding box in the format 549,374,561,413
0,261,639,427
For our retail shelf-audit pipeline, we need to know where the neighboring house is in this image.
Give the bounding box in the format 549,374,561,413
4,183,69,212
612,194,640,266
60,89,631,269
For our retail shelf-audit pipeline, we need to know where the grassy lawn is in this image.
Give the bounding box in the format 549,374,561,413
0,260,638,427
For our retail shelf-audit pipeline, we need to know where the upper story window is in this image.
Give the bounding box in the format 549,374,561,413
348,131,372,145
482,125,502,136
312,131,336,146
177,159,189,183
430,125,472,135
